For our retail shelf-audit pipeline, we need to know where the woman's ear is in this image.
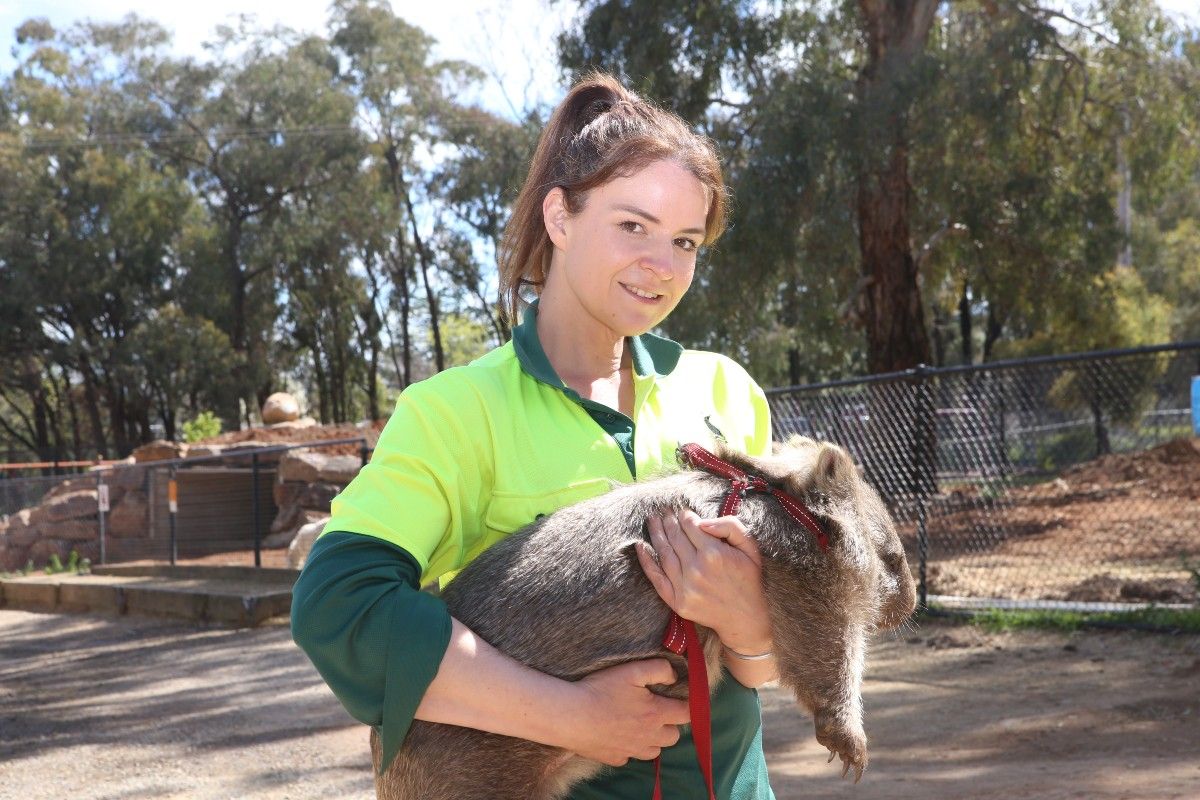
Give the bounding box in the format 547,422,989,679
542,187,568,248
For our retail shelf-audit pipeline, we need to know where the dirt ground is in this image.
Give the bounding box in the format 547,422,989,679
2,610,1198,800
907,437,1200,604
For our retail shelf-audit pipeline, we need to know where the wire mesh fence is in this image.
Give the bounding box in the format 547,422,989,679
0,438,371,572
768,341,1200,616
5,344,1198,620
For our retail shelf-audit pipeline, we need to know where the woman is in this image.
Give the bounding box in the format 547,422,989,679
292,72,779,799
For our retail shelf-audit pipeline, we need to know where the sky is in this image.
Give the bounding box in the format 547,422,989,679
2,0,1198,117
0,0,578,116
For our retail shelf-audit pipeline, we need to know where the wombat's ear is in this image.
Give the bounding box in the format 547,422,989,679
813,443,857,499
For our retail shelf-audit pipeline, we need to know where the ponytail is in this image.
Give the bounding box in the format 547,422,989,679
498,72,727,327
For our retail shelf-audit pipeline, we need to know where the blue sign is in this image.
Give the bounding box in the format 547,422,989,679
1193,376,1200,436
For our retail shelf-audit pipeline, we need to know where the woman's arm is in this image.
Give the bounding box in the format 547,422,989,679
293,532,690,771
635,510,780,688
417,618,692,766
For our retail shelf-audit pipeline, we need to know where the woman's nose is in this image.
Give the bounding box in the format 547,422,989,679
640,238,676,280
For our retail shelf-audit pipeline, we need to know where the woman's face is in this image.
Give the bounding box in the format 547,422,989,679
544,159,710,338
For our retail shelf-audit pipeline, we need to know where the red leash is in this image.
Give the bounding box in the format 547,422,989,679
650,444,830,799
653,613,715,800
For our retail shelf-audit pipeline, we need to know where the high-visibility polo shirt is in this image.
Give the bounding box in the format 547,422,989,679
291,303,776,799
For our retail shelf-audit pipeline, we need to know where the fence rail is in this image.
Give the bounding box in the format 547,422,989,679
767,341,1200,613
1,438,371,571
5,344,1199,619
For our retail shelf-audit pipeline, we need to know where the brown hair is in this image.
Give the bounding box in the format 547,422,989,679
497,72,728,327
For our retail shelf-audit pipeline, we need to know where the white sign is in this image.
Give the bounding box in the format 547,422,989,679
98,484,110,513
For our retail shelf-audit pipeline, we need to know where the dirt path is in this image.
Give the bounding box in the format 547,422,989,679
1,610,1197,800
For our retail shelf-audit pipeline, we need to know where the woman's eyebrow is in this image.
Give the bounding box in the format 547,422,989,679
612,203,705,236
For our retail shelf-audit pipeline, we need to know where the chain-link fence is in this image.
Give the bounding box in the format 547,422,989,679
0,438,371,572
768,341,1200,614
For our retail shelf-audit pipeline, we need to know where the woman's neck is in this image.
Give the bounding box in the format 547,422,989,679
534,289,635,419
535,295,629,387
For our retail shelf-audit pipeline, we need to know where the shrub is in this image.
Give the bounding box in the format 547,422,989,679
182,411,222,443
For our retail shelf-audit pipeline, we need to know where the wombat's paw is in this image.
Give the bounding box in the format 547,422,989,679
814,720,867,783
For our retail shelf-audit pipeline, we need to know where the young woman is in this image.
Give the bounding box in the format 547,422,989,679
292,72,779,799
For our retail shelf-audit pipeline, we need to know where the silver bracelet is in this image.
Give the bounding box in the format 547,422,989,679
723,645,773,661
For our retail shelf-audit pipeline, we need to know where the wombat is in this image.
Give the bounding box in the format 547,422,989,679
372,436,917,799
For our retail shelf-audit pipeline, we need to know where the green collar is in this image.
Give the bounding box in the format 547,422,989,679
511,301,684,387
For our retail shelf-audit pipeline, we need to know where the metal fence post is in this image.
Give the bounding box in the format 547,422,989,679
251,452,261,568
168,465,178,566
913,365,934,610
97,472,109,565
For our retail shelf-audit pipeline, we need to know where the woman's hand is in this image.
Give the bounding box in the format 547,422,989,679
634,509,772,656
415,621,690,765
566,659,691,765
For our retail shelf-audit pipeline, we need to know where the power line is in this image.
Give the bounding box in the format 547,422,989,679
1,123,363,152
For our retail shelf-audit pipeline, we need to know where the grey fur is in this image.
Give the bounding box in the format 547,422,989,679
373,436,917,799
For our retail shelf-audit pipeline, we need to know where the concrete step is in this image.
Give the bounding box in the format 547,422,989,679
0,565,299,627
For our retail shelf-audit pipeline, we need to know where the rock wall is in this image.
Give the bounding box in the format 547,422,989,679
0,440,354,570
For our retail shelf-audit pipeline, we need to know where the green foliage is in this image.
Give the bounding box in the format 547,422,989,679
2,0,1198,465
182,411,222,443
563,0,1200,379
32,549,90,576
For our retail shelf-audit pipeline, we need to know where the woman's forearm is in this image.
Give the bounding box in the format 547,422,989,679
413,618,581,746
414,618,691,766
722,643,779,688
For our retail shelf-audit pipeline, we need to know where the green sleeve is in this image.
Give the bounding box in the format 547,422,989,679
291,530,452,772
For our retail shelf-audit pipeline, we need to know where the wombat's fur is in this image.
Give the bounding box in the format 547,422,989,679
373,436,917,799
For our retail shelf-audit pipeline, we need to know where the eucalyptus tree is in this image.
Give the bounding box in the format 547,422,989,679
139,23,362,427
432,105,542,342
1,17,194,457
329,0,483,382
561,0,1198,380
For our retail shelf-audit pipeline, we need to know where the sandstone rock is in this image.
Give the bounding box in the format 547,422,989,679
220,443,283,467
28,538,71,565
1,543,31,572
107,464,148,492
32,489,98,523
273,480,305,509
42,478,91,503
278,450,361,485
107,490,149,538
5,510,38,546
187,445,225,459
264,509,327,548
265,416,317,430
262,392,301,424
270,502,308,535
132,440,187,463
34,518,99,542
297,482,341,510
287,517,329,569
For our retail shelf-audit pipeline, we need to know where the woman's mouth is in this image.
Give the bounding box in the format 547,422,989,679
621,283,663,303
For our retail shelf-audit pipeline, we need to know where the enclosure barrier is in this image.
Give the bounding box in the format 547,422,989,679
767,341,1200,616
5,344,1199,616
1,437,371,570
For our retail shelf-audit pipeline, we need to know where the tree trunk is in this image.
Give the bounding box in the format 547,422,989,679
855,0,937,374
958,281,973,365
931,303,947,367
406,194,445,373
79,358,108,458
982,301,1004,363
788,347,802,387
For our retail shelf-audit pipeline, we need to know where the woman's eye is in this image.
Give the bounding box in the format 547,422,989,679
674,238,699,253
620,221,645,234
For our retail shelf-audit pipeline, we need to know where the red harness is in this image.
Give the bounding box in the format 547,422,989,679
652,443,830,800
